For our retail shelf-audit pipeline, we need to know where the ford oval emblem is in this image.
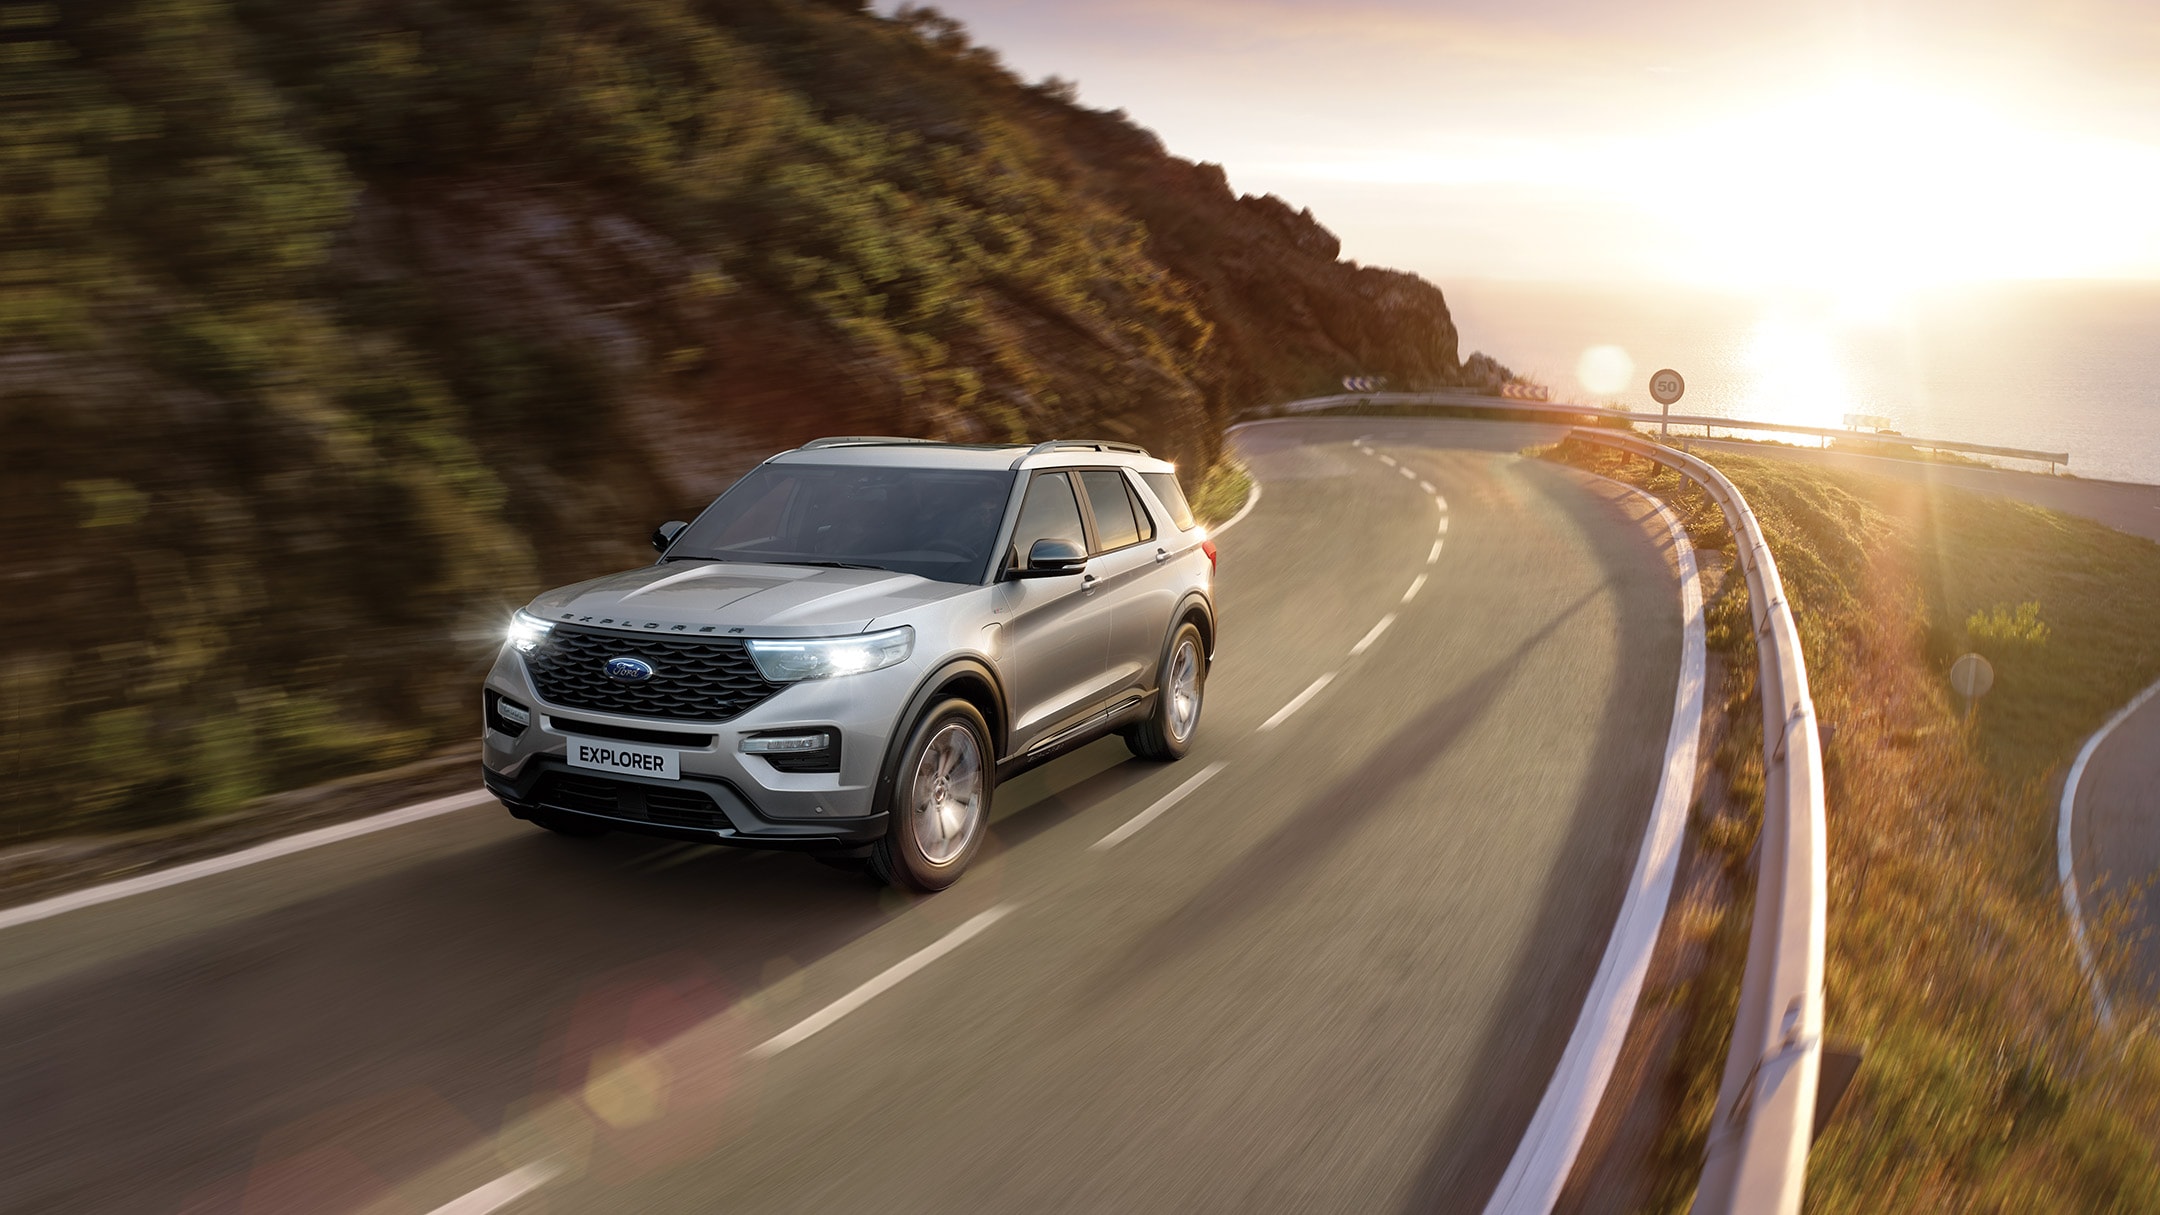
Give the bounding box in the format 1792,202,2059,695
603,656,655,684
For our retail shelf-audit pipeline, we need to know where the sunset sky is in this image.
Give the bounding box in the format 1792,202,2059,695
906,0,2160,298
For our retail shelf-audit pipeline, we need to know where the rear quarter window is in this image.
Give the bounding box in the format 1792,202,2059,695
1139,472,1197,531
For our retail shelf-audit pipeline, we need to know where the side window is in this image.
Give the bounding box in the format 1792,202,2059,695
1124,478,1157,543
1139,472,1197,531
1011,472,1087,570
1078,470,1142,552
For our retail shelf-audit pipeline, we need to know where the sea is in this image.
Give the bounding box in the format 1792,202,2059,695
1439,279,2160,485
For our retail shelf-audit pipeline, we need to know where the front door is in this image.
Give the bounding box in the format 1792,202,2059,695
994,471,1116,754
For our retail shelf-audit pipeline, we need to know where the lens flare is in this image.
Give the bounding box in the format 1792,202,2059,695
1576,345,1634,396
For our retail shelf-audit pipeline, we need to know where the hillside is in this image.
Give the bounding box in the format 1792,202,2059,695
3,0,1478,840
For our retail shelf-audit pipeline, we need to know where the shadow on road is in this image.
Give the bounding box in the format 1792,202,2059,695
1081,588,1601,1001
0,739,1149,1215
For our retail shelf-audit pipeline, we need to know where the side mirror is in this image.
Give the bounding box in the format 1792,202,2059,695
651,520,689,554
1013,537,1088,578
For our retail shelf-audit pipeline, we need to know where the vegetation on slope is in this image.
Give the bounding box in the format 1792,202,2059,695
2,1,1474,842
1547,439,2160,1211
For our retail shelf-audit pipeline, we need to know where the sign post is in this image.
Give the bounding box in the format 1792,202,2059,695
1649,369,1685,438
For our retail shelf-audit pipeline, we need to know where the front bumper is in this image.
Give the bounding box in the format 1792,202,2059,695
481,639,924,850
483,759,888,850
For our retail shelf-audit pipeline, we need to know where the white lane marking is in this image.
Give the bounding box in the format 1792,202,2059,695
1420,480,1436,494
1092,762,1229,851
1428,540,1444,564
1349,614,1397,657
1258,673,1336,732
1437,514,1450,534
0,789,495,934
1402,574,1428,603
1399,465,1419,481
1209,478,1263,537
749,904,1017,1058
2059,676,2160,1029
426,1162,562,1215
1483,482,1706,1215
1378,455,1398,467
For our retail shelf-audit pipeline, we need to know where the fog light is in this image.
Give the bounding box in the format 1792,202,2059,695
486,690,532,738
740,729,841,774
740,732,832,754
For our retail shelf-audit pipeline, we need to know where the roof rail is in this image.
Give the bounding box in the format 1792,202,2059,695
1009,438,1153,469
797,436,947,449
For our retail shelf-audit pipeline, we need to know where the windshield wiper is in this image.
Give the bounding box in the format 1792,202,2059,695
784,559,886,571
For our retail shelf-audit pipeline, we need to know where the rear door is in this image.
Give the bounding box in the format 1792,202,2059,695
993,471,1116,754
1074,469,1180,696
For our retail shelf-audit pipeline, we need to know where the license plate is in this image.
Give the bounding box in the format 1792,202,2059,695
566,737,680,780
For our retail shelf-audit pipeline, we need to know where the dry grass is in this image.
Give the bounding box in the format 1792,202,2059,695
1546,437,2160,1213
1190,457,1254,528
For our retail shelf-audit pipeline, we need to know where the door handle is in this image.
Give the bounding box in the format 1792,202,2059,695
1154,547,1170,563
1081,574,1099,594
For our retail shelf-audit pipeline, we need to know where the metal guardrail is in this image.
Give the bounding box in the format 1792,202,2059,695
1271,391,2071,469
1570,428,1828,1215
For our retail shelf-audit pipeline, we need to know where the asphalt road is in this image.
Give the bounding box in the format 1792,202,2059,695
1680,435,2160,999
0,418,1689,1215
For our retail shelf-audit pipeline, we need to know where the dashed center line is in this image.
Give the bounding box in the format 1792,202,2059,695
426,1162,562,1215
1399,465,1418,481
750,904,1017,1058
1259,673,1336,732
1093,762,1228,850
1428,540,1444,563
1402,574,1428,602
1350,614,1397,656
1378,455,1398,467
1420,480,1436,493
1437,515,1450,534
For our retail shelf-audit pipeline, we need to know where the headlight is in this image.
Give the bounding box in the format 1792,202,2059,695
508,610,554,653
745,626,913,682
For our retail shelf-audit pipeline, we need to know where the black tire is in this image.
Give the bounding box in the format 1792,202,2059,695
869,699,994,891
531,810,609,838
1127,621,1206,761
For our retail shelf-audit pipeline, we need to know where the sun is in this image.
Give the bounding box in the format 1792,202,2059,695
1639,78,2160,297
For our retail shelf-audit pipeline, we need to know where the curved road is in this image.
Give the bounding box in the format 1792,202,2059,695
0,418,1691,1214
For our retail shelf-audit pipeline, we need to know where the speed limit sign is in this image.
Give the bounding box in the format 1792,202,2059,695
1649,369,1684,437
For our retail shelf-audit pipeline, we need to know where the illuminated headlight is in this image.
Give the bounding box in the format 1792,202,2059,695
745,627,913,682
508,609,554,653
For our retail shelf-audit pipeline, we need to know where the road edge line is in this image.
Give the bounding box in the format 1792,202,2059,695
2058,676,2160,1030
1210,477,1263,536
1481,481,1707,1215
0,789,495,934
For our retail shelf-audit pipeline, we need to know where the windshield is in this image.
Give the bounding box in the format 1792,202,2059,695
668,463,1015,583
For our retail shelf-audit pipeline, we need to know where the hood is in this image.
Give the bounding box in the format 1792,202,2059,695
527,560,974,637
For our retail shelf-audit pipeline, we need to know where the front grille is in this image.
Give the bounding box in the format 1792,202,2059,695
532,771,730,830
524,625,779,721
644,786,728,829
540,773,621,815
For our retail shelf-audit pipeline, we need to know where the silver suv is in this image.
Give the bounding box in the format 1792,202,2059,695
481,438,1217,889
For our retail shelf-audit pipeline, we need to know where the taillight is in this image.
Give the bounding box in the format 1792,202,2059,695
1201,538,1218,570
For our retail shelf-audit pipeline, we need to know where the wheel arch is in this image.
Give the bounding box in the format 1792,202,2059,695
871,658,1008,819
1174,592,1217,661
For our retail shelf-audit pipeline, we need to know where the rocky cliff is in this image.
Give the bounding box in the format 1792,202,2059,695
2,0,1473,839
